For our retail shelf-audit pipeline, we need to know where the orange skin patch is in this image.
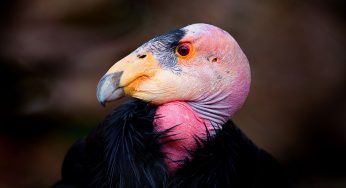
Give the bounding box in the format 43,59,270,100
124,76,149,95
107,53,160,96
121,53,159,87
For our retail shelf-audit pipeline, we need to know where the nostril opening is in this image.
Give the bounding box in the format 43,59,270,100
137,54,147,59
212,58,218,63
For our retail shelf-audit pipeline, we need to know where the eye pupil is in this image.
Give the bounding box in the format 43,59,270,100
177,44,190,56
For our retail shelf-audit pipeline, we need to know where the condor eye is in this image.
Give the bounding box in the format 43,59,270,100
176,43,191,57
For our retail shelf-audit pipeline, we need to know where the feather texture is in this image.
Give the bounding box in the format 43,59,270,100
54,99,289,188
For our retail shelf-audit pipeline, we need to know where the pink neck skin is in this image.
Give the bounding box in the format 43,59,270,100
153,71,250,173
154,101,213,172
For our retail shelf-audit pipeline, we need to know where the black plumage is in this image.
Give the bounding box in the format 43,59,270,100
54,100,289,188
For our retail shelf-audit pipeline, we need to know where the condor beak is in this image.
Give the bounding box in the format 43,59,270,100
96,52,160,106
96,72,124,106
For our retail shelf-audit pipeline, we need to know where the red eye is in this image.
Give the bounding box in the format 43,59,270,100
177,43,190,56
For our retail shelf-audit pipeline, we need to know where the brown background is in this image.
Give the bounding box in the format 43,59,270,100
0,0,345,187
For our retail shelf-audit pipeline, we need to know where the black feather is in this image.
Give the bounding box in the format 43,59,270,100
54,99,290,188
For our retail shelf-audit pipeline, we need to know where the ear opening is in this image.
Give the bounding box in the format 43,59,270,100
208,56,219,63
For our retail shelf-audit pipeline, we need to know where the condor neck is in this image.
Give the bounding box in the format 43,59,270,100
188,87,244,130
188,100,232,131
153,100,233,172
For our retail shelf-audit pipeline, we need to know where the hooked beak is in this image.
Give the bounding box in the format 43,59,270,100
96,52,160,106
96,72,124,106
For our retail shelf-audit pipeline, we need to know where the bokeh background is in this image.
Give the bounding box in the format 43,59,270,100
0,0,345,187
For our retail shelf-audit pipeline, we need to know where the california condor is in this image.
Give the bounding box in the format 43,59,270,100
54,23,289,188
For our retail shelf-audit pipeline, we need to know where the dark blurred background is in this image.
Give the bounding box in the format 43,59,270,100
0,0,345,187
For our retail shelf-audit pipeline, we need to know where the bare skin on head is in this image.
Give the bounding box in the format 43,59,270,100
96,23,251,172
